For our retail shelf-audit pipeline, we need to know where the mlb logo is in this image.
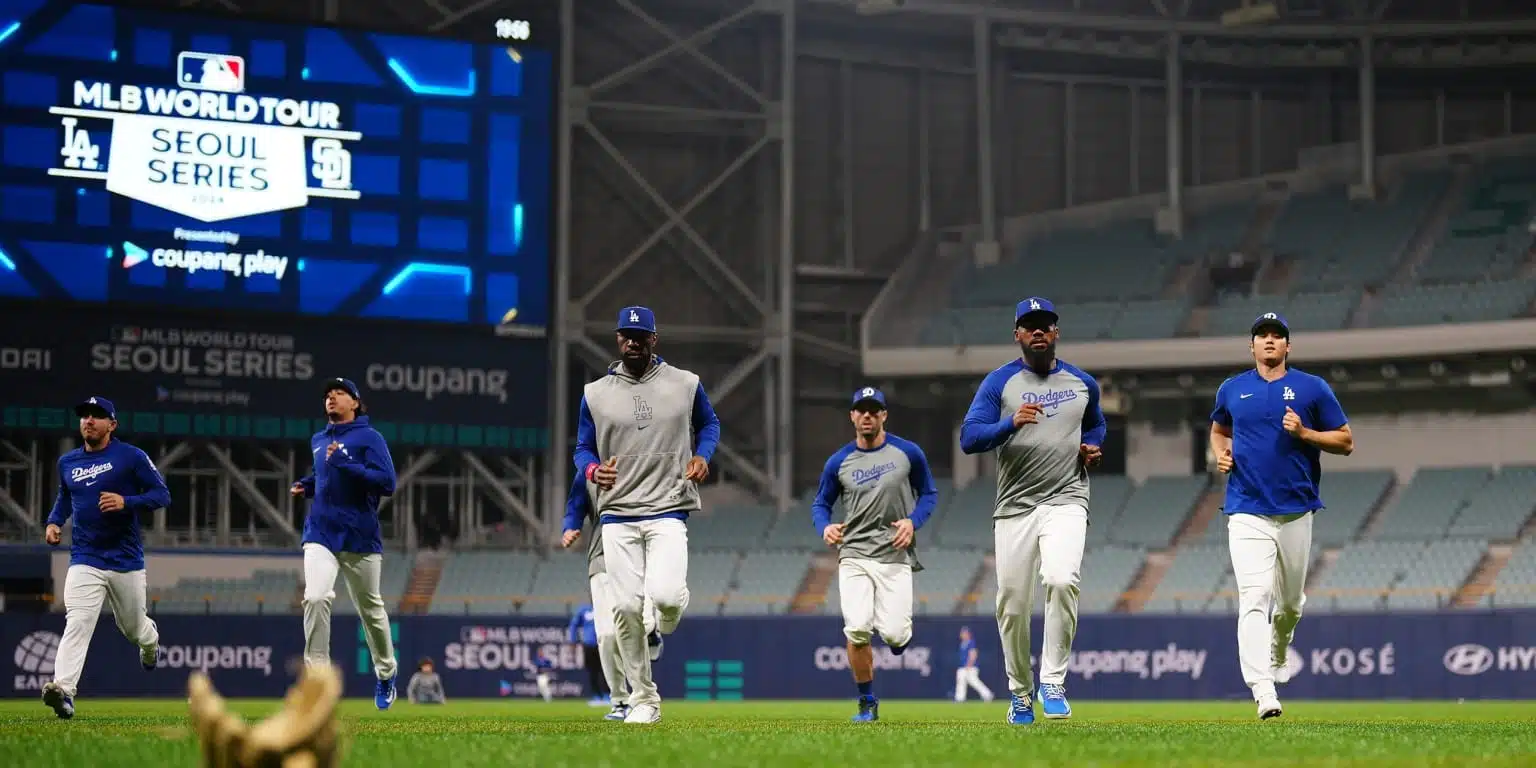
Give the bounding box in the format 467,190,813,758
177,52,246,94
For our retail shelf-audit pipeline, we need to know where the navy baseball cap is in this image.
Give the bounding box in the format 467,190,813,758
616,306,657,333
851,386,887,410
1016,297,1059,325
324,377,361,400
1250,312,1290,338
74,396,116,420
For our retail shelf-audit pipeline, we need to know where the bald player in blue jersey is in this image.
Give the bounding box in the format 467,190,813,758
41,396,172,720
1210,312,1353,720
960,297,1106,725
812,387,939,723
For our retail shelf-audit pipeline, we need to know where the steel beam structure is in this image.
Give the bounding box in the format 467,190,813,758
549,0,800,522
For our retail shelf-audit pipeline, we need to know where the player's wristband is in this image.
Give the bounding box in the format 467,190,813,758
584,462,599,481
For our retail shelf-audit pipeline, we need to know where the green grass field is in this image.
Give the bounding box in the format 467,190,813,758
2,699,1535,767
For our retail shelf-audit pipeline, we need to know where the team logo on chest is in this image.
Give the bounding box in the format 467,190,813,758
70,463,114,484
1282,387,1296,401
852,462,899,486
633,395,653,428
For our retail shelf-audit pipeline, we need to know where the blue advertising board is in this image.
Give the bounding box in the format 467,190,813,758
0,303,548,450
0,0,554,330
4,612,1535,701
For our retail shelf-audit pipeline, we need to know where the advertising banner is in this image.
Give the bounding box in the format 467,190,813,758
0,304,547,450
0,1,554,330
5,611,1536,701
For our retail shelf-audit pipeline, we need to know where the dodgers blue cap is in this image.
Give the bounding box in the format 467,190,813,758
1015,296,1058,324
616,306,657,333
75,396,116,420
1251,312,1290,337
851,386,887,410
324,377,361,400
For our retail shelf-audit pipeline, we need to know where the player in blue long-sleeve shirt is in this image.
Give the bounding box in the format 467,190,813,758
811,387,939,723
568,603,610,704
41,396,171,720
959,298,1106,725
289,377,400,711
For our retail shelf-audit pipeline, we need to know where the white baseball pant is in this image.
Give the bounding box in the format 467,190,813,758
954,666,995,702
301,543,398,681
994,503,1087,696
536,672,553,702
589,572,656,705
838,558,913,648
52,565,159,698
1227,511,1312,700
602,517,689,708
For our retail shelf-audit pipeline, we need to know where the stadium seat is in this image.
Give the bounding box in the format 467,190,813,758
520,552,591,616
1367,467,1492,540
1309,540,1428,613
427,551,539,615
1446,465,1536,540
1386,538,1487,612
1312,470,1395,546
1491,538,1536,607
1141,545,1229,614
1110,475,1209,548
727,550,812,615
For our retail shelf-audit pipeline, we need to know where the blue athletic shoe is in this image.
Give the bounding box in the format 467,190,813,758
605,703,631,721
1039,683,1071,719
42,682,74,720
647,630,664,662
375,675,397,710
851,695,879,722
888,642,908,657
1006,694,1035,725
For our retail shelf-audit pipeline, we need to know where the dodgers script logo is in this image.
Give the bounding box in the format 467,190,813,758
1020,389,1079,409
852,462,899,486
49,51,361,223
69,463,114,484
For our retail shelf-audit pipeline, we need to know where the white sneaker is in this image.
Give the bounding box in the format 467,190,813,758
1256,694,1283,720
624,703,661,724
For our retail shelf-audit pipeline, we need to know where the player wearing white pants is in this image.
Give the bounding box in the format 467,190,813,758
300,543,397,682
954,626,994,702
960,297,1107,725
993,503,1087,699
42,396,171,719
813,387,938,723
291,378,401,710
564,470,659,722
1210,311,1353,720
573,305,722,725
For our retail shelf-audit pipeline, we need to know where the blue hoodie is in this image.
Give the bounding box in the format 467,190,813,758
295,415,397,554
47,438,171,572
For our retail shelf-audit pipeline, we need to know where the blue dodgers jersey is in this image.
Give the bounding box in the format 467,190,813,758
298,416,397,554
47,439,172,572
959,638,977,667
1211,368,1349,515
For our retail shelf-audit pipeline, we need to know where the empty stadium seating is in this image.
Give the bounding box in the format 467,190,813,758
1270,173,1451,293
151,569,301,615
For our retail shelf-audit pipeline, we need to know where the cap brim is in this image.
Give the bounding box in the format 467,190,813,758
1251,322,1289,336
1016,311,1059,324
851,398,886,410
74,404,112,418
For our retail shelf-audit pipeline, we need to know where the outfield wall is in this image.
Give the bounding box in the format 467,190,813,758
4,612,1535,701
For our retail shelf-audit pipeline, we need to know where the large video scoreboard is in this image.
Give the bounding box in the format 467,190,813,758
0,0,555,328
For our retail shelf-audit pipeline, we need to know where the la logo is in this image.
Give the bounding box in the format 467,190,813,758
861,387,875,398
88,397,97,404
1263,313,1277,319
1030,300,1041,310
629,310,639,323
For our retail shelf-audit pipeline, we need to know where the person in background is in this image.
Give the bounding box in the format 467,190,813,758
568,602,610,706
953,626,994,703
534,648,556,703
407,658,446,705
